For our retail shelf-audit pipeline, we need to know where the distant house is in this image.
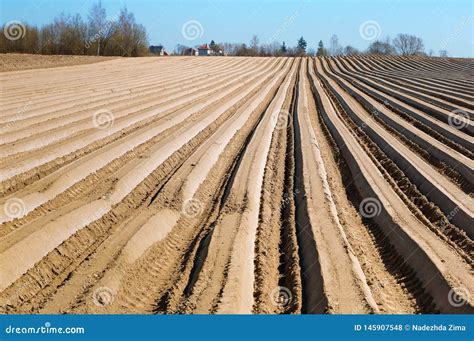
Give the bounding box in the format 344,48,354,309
197,43,225,56
198,44,212,56
214,48,225,56
183,47,198,56
149,45,166,55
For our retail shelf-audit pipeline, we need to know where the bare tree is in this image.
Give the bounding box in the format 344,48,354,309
24,25,40,53
329,34,343,56
393,33,424,56
174,44,188,55
0,0,148,56
249,35,259,56
0,22,40,53
53,13,88,55
439,50,448,58
109,7,148,57
221,42,240,56
366,37,395,55
88,1,108,55
235,43,251,56
343,45,360,56
259,41,280,56
71,14,88,54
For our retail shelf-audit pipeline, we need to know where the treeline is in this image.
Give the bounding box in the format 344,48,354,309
176,33,447,58
0,1,148,56
2,3,447,59
174,35,310,57
223,36,309,57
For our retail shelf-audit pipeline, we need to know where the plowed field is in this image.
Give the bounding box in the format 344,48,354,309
0,56,472,314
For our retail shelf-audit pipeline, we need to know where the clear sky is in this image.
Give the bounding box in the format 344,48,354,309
1,0,473,57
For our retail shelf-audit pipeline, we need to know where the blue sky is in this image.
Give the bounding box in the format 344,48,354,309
1,0,473,57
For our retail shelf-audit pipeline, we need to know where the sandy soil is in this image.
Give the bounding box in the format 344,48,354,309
0,55,472,314
0,53,119,72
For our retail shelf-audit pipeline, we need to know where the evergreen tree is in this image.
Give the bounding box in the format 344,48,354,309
297,36,307,55
316,40,328,56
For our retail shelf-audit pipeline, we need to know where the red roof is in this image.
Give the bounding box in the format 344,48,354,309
198,44,210,50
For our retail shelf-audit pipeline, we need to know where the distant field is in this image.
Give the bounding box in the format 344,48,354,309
0,53,119,72
0,56,472,314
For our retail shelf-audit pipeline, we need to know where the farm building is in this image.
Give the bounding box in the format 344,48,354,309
197,44,225,56
183,47,198,56
149,45,167,55
198,44,212,56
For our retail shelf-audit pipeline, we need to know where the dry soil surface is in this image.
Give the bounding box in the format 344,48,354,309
0,55,472,314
